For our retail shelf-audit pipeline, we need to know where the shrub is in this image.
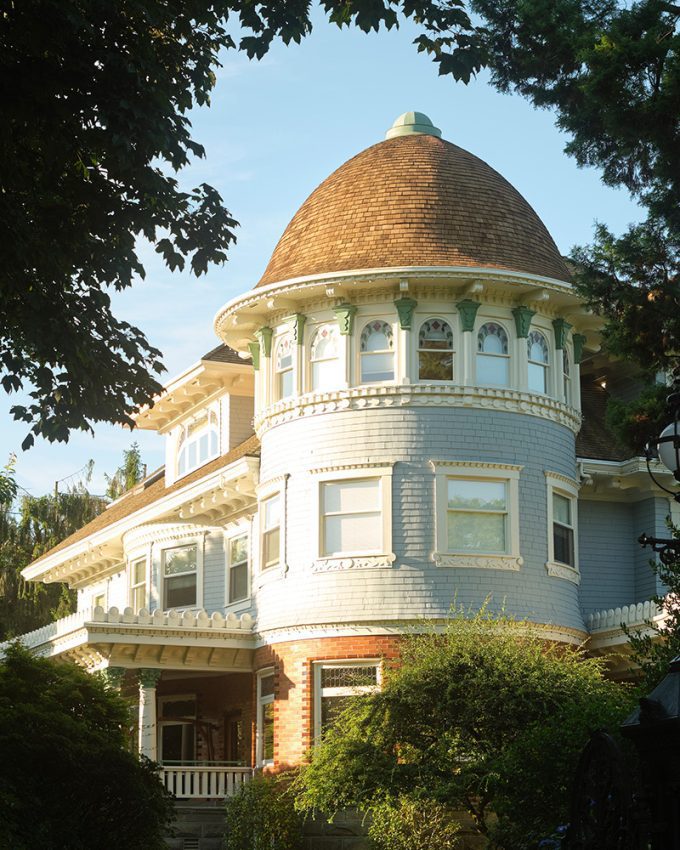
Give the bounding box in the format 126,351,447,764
225,773,303,850
368,794,461,850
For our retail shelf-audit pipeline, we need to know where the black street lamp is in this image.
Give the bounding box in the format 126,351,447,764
639,391,680,563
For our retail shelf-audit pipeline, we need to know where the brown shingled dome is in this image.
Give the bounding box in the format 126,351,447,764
257,134,570,287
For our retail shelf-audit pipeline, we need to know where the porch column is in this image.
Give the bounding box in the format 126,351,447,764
102,665,127,690
138,669,162,760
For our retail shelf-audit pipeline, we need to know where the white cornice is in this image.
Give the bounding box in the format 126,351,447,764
22,455,260,586
255,384,582,436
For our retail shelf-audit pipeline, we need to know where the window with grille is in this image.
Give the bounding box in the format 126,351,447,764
257,670,275,766
477,322,510,386
360,321,394,383
418,318,454,381
261,494,281,570
310,324,341,391
314,662,380,740
177,410,219,477
129,557,147,612
276,334,294,400
527,330,549,394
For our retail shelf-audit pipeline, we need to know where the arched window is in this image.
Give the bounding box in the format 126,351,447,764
418,319,453,381
562,350,571,404
177,410,219,477
275,334,294,400
310,324,341,391
476,323,509,386
360,321,394,383
527,331,549,394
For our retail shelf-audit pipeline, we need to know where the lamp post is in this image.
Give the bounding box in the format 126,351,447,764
639,391,680,563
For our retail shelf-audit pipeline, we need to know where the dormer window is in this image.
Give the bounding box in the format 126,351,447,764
276,334,294,400
177,410,219,477
527,331,549,394
360,321,394,383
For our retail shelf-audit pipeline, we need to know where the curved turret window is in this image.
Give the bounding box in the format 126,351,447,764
360,321,394,383
418,319,453,381
310,324,341,391
275,334,294,400
562,350,571,404
177,410,219,477
476,323,509,386
527,331,549,394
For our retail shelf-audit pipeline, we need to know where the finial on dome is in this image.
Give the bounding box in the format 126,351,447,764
385,111,442,140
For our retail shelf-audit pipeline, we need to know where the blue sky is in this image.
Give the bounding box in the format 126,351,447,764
3,14,642,496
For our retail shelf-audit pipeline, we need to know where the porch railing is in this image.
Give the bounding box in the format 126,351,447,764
160,765,254,799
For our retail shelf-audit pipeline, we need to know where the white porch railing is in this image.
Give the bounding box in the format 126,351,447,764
161,765,254,799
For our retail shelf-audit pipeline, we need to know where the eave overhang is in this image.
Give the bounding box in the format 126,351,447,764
578,456,678,502
21,455,259,588
135,359,253,432
214,265,601,356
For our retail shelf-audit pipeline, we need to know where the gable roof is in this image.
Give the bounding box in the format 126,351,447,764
27,434,260,571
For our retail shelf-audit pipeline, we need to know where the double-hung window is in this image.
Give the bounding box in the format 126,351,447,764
275,334,294,400
528,330,549,394
261,494,281,570
310,324,341,391
418,318,454,381
433,462,523,571
314,466,393,565
313,661,380,741
256,670,275,766
360,321,394,383
545,473,579,583
129,557,147,612
163,544,198,609
228,533,249,603
477,322,510,386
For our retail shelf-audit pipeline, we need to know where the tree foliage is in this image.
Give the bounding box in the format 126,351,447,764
294,610,633,850
105,441,146,500
0,643,174,849
0,445,144,640
224,773,303,850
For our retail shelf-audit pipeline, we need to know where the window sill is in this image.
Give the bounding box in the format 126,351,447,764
312,554,396,572
433,553,523,571
545,561,580,584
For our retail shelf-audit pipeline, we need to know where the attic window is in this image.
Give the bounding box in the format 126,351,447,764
177,410,219,477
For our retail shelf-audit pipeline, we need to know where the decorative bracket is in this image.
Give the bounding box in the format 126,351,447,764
573,333,587,364
291,313,307,344
332,303,358,336
552,318,573,350
255,326,273,358
512,305,536,338
394,297,418,330
248,341,260,371
456,299,481,333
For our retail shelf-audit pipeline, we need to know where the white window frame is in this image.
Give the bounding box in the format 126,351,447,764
274,333,294,401
476,320,511,388
158,694,197,764
176,406,220,479
358,318,396,385
256,477,287,578
160,538,204,611
226,529,250,605
527,329,550,395
311,465,394,569
545,472,580,584
309,323,342,393
128,554,149,613
256,668,275,767
432,461,523,571
416,316,455,383
91,582,108,613
313,659,381,742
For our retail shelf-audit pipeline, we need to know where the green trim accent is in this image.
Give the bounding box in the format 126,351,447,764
394,297,418,330
248,341,260,371
512,306,536,338
102,666,126,689
552,318,573,350
292,313,307,344
573,333,587,364
332,303,358,336
456,300,481,333
255,326,273,358
138,669,162,689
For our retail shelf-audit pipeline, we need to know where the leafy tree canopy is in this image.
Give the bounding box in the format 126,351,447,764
105,441,146,500
0,643,174,849
294,610,633,850
2,1,677,447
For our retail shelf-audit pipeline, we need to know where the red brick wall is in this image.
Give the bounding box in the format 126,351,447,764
253,634,403,768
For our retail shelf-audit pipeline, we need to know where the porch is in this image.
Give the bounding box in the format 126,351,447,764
160,763,253,799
